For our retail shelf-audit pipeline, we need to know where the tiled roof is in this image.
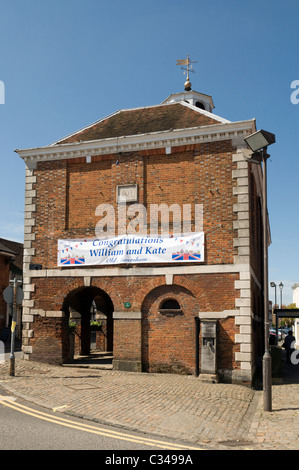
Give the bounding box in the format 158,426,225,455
0,241,16,256
0,238,23,271
55,103,223,145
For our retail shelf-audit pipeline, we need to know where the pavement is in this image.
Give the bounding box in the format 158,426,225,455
0,347,299,450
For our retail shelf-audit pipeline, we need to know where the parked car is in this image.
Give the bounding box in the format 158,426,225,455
282,327,291,334
269,329,277,345
270,328,283,340
278,328,286,340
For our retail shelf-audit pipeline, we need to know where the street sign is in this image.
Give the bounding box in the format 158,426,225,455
3,286,24,305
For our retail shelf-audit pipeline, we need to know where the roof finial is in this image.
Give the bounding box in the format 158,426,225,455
176,54,197,91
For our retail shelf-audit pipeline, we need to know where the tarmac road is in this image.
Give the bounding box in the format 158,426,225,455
0,387,201,451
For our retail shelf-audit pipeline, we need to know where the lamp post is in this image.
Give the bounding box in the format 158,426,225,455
279,282,284,309
270,282,277,308
245,129,276,412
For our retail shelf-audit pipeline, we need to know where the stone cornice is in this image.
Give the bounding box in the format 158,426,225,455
15,119,256,163
25,263,250,280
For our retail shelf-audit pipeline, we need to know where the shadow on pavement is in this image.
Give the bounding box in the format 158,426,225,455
70,351,113,369
281,349,299,384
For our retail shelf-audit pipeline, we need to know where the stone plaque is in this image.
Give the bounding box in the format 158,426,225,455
117,184,138,203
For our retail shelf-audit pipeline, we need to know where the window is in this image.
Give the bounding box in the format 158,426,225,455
159,299,182,317
195,101,205,110
160,299,181,310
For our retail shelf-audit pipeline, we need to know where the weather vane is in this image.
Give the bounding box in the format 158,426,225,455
176,54,197,91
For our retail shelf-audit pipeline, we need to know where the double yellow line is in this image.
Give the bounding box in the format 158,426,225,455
0,398,202,450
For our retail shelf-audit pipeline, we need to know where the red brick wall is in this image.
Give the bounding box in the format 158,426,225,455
31,277,84,312
141,284,199,374
28,272,240,371
24,140,247,374
217,317,240,370
30,141,236,269
29,315,69,364
140,275,239,374
114,319,142,363
30,273,238,319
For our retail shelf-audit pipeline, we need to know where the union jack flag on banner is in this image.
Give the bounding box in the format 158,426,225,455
60,257,85,265
172,252,201,261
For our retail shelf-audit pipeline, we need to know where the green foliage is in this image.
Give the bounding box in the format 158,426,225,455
69,321,77,331
90,320,102,330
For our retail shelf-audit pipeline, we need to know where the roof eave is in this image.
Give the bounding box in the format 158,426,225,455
15,118,257,161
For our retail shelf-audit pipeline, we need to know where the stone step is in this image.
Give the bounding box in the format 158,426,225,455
62,363,113,370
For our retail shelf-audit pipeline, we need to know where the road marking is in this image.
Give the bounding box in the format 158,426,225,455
52,405,69,412
0,399,203,450
0,396,17,402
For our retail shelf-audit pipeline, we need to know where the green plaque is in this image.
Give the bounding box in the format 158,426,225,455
124,302,131,309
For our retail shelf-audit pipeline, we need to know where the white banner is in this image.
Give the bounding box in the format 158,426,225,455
57,233,205,267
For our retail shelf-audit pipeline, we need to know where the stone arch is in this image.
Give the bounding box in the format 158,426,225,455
62,286,114,357
141,283,199,375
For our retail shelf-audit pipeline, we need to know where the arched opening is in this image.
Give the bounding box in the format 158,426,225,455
141,284,199,374
62,286,114,363
160,299,181,310
195,101,205,110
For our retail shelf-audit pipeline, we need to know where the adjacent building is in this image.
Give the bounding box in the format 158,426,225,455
16,78,267,385
0,238,23,340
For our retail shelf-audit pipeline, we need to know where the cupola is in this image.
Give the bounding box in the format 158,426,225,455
162,55,215,113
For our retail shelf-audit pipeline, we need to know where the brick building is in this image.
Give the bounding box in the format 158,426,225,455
0,238,23,338
16,82,266,385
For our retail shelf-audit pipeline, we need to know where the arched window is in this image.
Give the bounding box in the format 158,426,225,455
159,299,182,316
195,101,205,110
160,299,181,310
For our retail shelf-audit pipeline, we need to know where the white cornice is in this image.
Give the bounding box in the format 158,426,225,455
15,118,256,163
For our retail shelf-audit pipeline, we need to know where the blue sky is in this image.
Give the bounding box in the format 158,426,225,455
0,0,298,305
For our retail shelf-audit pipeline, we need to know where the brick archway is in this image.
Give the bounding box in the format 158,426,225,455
62,286,114,357
141,284,199,374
